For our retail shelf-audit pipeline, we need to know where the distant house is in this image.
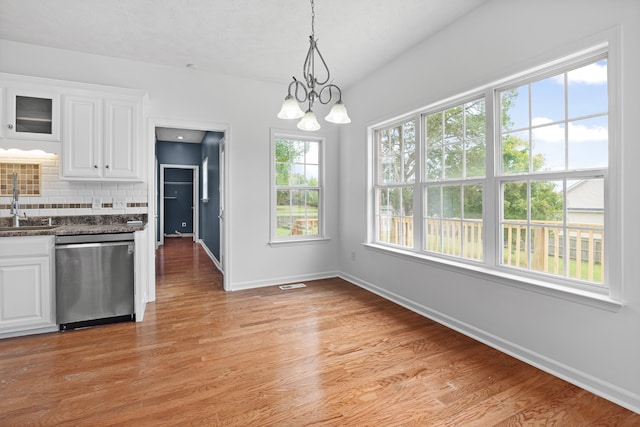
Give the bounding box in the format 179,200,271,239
567,179,604,226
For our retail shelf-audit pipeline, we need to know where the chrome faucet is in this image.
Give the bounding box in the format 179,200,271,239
10,172,20,227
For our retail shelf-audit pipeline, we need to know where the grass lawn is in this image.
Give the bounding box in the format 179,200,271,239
277,205,318,236
503,250,603,283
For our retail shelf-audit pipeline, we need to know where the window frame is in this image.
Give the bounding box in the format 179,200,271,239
422,95,488,262
270,129,326,244
366,42,622,309
373,117,418,249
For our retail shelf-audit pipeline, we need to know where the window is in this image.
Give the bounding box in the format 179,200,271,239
370,45,614,297
202,157,209,202
375,120,415,248
498,58,608,283
424,99,486,260
271,131,323,242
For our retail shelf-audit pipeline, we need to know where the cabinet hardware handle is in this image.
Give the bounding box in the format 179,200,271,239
7,124,13,129
94,165,98,168
106,165,110,169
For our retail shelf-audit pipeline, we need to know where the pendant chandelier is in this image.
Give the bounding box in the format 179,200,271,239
277,0,351,131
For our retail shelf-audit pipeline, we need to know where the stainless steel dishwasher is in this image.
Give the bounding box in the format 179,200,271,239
55,233,135,330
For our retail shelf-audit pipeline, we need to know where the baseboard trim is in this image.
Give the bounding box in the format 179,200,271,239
339,272,640,415
197,240,222,273
231,271,339,291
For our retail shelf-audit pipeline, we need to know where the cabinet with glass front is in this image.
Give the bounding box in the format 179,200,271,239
6,88,61,141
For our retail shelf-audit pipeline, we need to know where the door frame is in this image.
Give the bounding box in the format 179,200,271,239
159,164,199,246
218,138,226,273
147,117,231,301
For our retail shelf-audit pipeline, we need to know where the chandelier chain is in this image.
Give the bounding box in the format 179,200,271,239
311,0,315,39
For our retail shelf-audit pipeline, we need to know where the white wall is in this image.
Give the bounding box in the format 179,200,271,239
0,39,341,290
339,0,640,413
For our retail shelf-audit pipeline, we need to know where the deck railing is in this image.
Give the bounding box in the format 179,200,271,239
291,218,319,235
379,217,604,283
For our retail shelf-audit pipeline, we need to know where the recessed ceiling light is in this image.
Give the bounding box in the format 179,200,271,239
186,64,199,69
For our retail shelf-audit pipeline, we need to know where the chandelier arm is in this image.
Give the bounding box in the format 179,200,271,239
312,43,331,86
289,78,309,104
317,83,342,105
303,37,316,89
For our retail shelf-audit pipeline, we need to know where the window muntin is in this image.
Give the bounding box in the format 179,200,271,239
500,59,608,175
370,49,611,291
424,184,484,260
423,98,486,260
498,57,607,285
273,135,322,240
375,120,415,248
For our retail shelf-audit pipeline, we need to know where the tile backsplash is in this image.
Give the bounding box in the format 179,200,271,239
0,152,148,217
0,162,41,196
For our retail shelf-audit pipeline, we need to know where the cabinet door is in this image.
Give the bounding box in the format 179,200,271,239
62,95,102,178
104,98,141,179
6,88,60,141
0,256,54,333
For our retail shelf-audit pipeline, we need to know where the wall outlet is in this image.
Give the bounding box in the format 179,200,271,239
92,197,102,209
113,197,126,209
351,251,356,261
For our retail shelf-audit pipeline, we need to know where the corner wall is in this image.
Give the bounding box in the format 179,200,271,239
339,0,640,413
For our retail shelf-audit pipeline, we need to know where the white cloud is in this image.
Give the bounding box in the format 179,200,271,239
552,62,607,85
532,117,607,143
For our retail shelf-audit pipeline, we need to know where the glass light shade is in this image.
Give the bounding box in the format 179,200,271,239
325,100,351,124
297,110,321,131
277,95,305,119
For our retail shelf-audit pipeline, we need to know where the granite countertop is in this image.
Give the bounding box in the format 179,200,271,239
0,215,147,237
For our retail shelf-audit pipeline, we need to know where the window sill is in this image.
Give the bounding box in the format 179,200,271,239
269,237,331,247
363,243,623,312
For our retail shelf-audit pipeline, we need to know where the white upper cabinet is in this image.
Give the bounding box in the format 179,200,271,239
62,93,143,181
0,73,146,179
62,94,103,178
103,97,141,180
0,77,63,152
7,88,61,141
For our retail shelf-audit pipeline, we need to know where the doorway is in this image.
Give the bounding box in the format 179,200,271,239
148,118,230,299
159,164,199,245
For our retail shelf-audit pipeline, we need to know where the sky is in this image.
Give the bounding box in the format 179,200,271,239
502,59,608,172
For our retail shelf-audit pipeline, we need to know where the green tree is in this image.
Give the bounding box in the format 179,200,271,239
379,121,415,217
501,135,562,221
275,139,317,206
500,89,563,222
424,90,563,222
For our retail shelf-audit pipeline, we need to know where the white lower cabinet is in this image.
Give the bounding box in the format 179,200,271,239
0,236,56,337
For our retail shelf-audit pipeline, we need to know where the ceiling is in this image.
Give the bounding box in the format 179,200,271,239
0,0,487,89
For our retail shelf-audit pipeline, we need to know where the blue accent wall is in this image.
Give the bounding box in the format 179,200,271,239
164,168,193,235
200,132,222,261
156,141,201,242
157,140,202,165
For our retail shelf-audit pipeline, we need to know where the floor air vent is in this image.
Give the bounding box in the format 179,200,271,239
279,283,307,290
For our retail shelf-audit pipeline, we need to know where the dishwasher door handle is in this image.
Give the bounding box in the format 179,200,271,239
56,241,134,252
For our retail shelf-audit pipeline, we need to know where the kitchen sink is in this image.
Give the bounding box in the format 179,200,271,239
0,225,59,231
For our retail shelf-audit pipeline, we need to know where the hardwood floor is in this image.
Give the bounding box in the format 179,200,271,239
0,238,637,426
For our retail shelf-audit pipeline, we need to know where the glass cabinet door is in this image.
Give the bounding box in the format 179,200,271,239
7,89,60,141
